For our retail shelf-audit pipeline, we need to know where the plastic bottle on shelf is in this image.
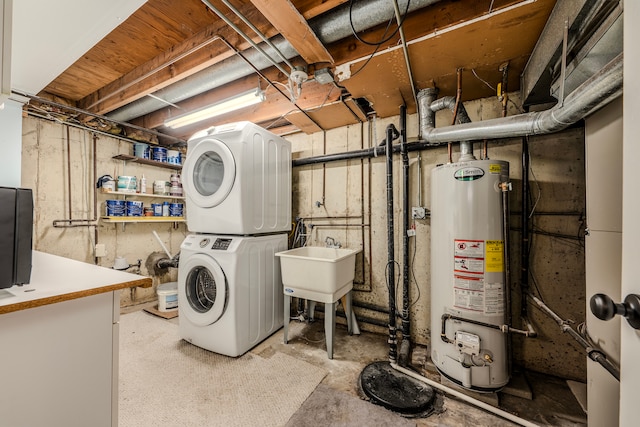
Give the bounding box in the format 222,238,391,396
162,201,169,216
139,174,147,194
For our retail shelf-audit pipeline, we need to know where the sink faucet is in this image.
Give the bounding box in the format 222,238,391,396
325,236,341,248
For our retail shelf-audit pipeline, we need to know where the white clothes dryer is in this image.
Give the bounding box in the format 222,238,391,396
178,232,287,357
182,121,291,235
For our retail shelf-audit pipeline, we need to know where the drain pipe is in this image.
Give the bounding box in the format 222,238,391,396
390,363,540,427
418,53,623,143
398,105,411,367
385,124,400,364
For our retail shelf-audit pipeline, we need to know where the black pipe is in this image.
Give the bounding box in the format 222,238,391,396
399,105,411,366
440,314,535,344
292,139,445,167
352,300,390,314
521,137,530,318
385,124,400,363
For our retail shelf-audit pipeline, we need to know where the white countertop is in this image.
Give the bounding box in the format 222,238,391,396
0,251,151,314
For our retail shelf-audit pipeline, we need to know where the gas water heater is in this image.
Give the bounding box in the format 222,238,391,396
430,159,510,391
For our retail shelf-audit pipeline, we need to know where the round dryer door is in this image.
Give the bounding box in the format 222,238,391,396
182,138,236,208
179,253,228,327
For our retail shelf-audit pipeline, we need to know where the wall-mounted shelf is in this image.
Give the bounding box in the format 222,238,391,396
100,190,184,200
101,216,185,223
112,154,182,170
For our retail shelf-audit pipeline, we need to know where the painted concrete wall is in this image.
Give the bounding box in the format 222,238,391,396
286,93,586,380
21,118,185,306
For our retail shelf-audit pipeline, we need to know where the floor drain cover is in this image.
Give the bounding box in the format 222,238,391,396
359,361,435,415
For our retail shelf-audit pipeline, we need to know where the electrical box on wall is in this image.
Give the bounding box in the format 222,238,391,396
412,206,428,220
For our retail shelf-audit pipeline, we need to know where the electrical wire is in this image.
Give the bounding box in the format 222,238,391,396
348,0,411,78
348,0,411,46
409,218,421,309
527,141,542,218
471,68,496,92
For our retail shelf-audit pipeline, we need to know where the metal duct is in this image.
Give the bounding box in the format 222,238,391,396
107,0,442,122
429,95,473,160
417,53,623,143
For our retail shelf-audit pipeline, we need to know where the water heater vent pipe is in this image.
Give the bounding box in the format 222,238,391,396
417,53,622,143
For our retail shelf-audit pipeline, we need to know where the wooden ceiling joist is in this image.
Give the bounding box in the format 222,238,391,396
250,0,334,64
78,2,281,116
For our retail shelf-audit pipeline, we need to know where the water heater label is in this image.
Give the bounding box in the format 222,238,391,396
454,167,484,181
485,240,504,272
455,240,484,258
489,164,502,174
454,257,483,274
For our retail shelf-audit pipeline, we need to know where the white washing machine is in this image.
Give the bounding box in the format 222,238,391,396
182,121,292,235
178,232,287,357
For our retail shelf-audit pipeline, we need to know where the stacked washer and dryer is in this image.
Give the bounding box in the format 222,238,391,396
178,121,291,357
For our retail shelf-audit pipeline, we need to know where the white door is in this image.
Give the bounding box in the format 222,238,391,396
621,5,640,425
182,137,236,208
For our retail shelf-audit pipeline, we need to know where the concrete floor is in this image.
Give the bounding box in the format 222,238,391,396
129,302,587,426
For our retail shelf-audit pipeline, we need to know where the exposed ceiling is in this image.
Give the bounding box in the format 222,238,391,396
24,0,560,145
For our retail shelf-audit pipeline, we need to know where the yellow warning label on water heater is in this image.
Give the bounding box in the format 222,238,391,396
489,164,501,174
485,240,504,272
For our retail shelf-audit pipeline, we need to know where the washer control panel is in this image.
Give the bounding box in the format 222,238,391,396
211,238,232,250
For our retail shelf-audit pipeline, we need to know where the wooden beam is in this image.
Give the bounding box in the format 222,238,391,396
294,0,349,20
250,0,333,64
78,2,281,115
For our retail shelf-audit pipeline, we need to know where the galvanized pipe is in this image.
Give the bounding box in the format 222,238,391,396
108,0,442,122
202,0,292,75
417,53,623,143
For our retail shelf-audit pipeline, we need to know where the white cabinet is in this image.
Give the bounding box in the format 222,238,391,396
0,252,150,427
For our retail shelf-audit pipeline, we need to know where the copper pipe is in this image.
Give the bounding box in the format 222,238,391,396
66,126,72,219
500,62,509,118
448,68,463,163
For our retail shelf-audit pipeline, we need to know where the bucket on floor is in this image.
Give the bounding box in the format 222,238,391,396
157,281,178,312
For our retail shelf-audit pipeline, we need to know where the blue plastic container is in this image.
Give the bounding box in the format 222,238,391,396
105,200,126,216
126,200,143,216
133,143,150,159
152,147,168,163
152,203,163,216
169,203,183,217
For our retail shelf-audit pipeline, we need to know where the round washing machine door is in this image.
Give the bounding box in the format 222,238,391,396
179,252,229,327
182,138,236,208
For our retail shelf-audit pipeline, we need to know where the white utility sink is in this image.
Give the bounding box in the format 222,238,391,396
276,246,361,301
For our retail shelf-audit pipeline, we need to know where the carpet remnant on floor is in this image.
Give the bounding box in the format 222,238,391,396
119,311,327,427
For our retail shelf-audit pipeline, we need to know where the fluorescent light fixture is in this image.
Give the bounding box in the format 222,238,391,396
164,89,265,129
